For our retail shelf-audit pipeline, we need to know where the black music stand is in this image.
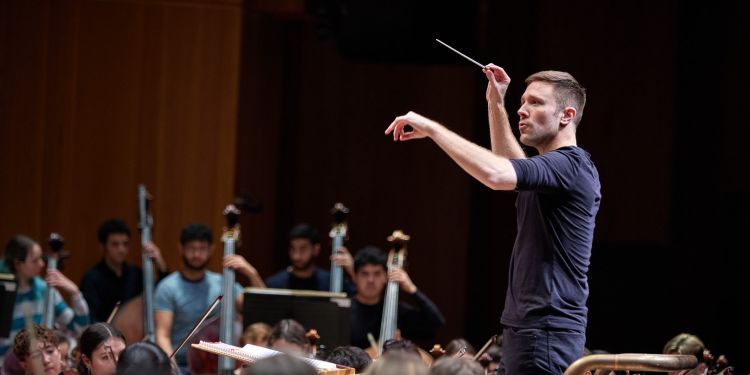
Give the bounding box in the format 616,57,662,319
1,273,18,338
242,288,351,350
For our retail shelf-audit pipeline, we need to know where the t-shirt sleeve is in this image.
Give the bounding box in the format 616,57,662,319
154,278,175,312
510,149,582,192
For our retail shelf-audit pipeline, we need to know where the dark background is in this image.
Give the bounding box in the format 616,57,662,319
2,0,748,372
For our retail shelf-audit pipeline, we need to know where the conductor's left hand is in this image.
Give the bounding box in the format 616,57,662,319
385,111,438,141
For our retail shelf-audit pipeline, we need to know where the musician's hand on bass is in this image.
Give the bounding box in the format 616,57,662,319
45,269,81,296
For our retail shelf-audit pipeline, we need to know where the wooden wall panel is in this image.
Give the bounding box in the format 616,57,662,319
0,0,242,286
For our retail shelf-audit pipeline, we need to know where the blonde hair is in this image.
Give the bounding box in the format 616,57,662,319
662,333,705,358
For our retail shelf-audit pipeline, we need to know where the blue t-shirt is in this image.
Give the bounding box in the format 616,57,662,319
154,271,242,365
503,146,601,332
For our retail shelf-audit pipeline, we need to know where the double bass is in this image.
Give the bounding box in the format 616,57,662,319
376,230,409,357
41,233,67,328
139,184,156,343
328,202,349,293
187,204,244,375
111,184,156,343
218,204,241,374
369,230,433,365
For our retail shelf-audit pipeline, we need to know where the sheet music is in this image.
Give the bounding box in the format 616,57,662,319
194,341,350,373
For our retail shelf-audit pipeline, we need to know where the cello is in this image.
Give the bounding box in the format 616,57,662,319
328,202,349,293
186,204,244,375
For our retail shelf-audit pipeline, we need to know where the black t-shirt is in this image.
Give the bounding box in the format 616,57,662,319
265,267,356,294
81,260,143,322
503,146,601,332
349,290,445,348
81,259,169,322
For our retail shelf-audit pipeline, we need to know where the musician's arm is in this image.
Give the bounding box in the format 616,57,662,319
410,290,446,327
397,292,446,341
235,283,245,313
155,310,175,355
224,255,266,288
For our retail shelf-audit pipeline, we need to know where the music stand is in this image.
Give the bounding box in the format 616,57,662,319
242,287,351,350
1,273,18,338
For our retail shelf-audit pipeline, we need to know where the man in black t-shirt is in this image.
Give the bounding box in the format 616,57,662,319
385,67,600,374
265,223,355,293
81,219,169,322
349,246,444,349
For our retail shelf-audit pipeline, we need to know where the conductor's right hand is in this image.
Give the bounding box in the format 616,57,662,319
483,64,511,103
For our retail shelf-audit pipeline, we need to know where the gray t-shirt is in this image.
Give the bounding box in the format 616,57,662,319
503,146,601,332
154,271,242,365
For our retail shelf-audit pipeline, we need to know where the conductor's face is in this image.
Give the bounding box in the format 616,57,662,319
354,264,388,301
517,81,565,149
288,238,319,271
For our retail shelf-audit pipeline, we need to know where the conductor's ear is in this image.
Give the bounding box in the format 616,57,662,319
560,106,577,126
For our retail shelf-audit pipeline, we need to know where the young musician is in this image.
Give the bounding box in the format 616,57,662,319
0,235,90,362
116,342,175,375
349,246,444,349
153,223,251,373
266,319,309,356
265,223,355,293
11,324,63,375
77,323,126,375
80,219,169,322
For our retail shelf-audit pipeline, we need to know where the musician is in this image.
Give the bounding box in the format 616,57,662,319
444,338,475,357
429,356,485,375
349,246,444,349
663,333,733,375
241,354,317,375
364,350,428,375
385,67,600,374
77,323,126,375
80,219,170,322
116,342,174,375
241,322,271,347
0,235,90,363
153,223,247,373
324,346,372,373
266,319,309,355
265,223,355,293
10,324,62,375
53,330,73,372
